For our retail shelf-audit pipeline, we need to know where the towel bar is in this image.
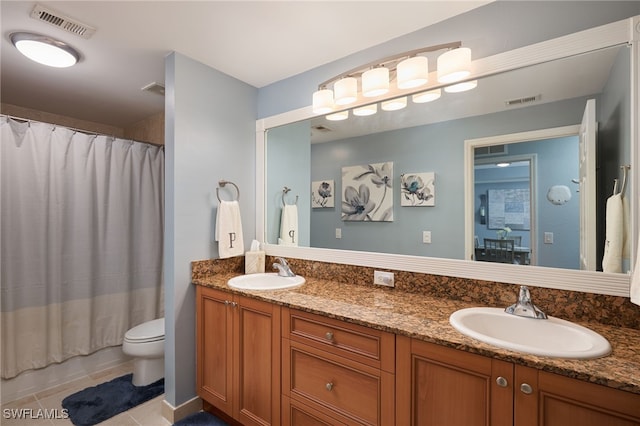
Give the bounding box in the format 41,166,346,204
217,180,240,202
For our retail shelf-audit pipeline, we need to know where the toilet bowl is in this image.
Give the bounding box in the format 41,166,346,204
122,318,165,386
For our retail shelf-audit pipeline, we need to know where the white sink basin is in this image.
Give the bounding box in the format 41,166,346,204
449,307,611,359
228,273,305,291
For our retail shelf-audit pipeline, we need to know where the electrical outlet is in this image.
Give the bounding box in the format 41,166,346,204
374,270,394,287
335,228,342,239
544,232,554,244
422,231,431,244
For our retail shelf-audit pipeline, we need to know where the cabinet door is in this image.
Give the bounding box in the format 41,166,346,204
234,295,281,426
397,337,514,426
196,286,234,417
532,370,640,426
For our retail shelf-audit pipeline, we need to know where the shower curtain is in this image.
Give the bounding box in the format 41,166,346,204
1,116,164,379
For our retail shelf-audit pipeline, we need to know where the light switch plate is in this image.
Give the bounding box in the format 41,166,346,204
544,232,554,244
422,231,432,244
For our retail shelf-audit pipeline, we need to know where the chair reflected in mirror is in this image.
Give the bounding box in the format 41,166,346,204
477,238,515,264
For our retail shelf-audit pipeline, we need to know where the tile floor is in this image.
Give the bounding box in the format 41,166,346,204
1,361,171,426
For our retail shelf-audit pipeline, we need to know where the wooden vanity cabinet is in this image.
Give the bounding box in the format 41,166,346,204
397,336,640,426
196,286,281,426
281,308,396,426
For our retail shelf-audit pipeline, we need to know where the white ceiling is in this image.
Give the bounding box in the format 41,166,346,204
1,1,490,127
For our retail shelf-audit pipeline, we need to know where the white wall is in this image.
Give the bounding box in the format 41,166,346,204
164,52,257,406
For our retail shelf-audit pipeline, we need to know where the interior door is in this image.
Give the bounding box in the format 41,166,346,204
578,99,597,270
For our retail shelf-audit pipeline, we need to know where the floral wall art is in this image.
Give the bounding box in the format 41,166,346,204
400,172,435,206
311,180,334,208
341,162,393,221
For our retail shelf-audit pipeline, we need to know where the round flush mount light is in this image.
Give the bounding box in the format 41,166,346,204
10,32,80,68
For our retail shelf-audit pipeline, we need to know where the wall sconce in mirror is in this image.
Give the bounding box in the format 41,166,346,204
312,42,475,117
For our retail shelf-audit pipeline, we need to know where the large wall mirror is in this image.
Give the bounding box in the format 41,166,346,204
257,17,638,297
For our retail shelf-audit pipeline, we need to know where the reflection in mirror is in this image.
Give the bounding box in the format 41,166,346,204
264,44,631,275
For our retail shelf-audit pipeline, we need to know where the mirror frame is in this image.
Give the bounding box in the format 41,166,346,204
256,16,639,297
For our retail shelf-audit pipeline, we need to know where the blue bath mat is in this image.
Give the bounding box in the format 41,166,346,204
173,411,229,425
62,373,164,425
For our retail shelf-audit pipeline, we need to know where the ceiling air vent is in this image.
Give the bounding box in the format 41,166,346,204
311,125,332,133
505,94,541,107
30,4,96,39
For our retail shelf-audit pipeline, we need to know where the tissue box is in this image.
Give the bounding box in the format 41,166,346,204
245,251,265,274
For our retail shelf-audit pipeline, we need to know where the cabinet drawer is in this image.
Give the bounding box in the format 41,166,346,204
286,341,384,426
282,395,348,426
283,308,394,371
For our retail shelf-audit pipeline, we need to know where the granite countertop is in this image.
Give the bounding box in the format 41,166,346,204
193,273,640,395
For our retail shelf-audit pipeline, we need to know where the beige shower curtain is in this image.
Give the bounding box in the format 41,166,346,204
1,116,164,379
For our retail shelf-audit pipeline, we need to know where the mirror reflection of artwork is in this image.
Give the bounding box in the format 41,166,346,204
342,162,393,221
488,188,530,230
401,172,435,206
311,180,334,208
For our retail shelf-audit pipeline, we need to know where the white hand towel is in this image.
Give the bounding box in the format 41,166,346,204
602,193,623,273
631,232,640,306
278,204,298,246
215,200,244,259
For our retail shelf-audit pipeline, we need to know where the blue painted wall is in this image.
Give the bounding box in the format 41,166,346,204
265,121,311,246
164,52,257,406
310,97,590,259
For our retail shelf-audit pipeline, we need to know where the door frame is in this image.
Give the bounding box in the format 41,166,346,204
464,125,581,264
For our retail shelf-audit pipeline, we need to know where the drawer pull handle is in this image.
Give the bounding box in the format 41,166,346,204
325,332,334,341
520,383,533,395
325,382,334,391
496,376,508,388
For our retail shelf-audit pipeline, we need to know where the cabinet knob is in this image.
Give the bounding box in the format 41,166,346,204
325,332,334,341
496,376,509,388
224,300,230,305
520,383,533,394
325,382,334,391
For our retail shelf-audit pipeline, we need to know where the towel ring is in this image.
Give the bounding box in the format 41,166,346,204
282,186,298,207
613,165,631,196
216,180,240,202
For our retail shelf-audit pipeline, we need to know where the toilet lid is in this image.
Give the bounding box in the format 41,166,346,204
125,318,164,343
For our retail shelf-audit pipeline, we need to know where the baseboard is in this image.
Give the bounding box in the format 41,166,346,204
161,395,202,423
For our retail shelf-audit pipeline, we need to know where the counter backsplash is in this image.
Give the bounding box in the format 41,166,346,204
191,256,640,331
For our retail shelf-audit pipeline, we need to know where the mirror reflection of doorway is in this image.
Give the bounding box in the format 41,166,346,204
474,157,534,265
465,124,587,270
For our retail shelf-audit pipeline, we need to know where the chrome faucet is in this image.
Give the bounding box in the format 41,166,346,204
505,286,548,319
273,257,295,277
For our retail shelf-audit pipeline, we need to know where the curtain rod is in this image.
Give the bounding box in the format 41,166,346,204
2,114,165,149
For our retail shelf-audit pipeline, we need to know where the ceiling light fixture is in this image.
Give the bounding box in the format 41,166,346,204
412,88,442,104
353,104,378,116
10,32,80,68
381,97,407,111
312,41,472,115
444,80,478,93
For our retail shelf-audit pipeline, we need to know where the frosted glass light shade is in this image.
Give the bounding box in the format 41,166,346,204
362,67,389,97
381,97,407,111
397,56,428,89
412,88,441,104
444,80,477,93
353,104,377,116
437,47,471,84
326,110,349,121
312,89,334,114
334,77,358,105
11,32,79,68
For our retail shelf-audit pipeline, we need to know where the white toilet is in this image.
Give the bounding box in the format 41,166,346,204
122,318,165,386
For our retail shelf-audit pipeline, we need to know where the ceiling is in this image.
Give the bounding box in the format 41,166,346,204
1,1,490,128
